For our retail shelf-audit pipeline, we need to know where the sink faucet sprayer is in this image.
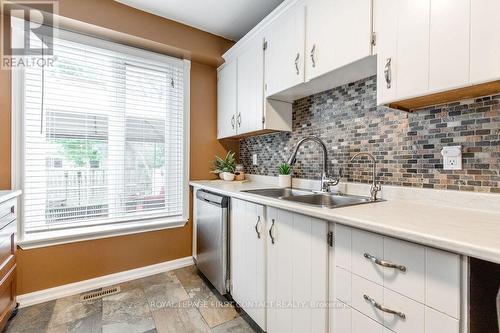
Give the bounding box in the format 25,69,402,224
350,152,381,201
287,136,340,192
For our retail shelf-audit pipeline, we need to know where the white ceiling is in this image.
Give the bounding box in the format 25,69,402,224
115,0,284,41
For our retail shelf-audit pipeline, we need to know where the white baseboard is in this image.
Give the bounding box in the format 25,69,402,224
17,256,194,308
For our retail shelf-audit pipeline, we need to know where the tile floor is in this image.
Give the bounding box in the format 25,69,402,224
5,265,259,333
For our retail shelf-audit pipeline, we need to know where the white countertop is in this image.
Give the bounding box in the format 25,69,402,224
190,179,500,264
0,190,22,205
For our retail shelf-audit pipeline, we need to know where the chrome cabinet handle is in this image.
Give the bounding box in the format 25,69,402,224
310,44,316,68
364,253,407,272
237,113,241,127
269,219,276,244
384,58,392,89
364,294,406,319
294,53,300,75
255,216,262,239
231,115,235,129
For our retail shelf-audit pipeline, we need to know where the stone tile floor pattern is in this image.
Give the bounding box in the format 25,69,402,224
5,265,258,333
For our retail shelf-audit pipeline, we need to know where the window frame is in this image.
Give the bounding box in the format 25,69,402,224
11,22,191,249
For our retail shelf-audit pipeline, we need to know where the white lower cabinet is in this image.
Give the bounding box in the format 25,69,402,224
230,199,266,330
266,207,329,333
228,201,463,333
333,223,462,333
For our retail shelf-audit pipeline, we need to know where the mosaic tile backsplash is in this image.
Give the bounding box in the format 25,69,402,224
240,76,500,193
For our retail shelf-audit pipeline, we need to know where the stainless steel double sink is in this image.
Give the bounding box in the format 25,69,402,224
242,187,379,209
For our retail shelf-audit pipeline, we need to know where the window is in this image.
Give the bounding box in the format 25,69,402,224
12,23,190,245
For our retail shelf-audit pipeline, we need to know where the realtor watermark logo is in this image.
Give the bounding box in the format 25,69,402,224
1,0,58,68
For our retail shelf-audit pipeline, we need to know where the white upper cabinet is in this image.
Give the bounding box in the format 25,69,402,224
429,0,470,92
306,0,373,81
217,60,237,139
395,0,431,100
237,35,265,134
217,31,292,139
375,0,500,108
374,0,432,104
264,1,306,97
373,0,398,104
470,0,500,84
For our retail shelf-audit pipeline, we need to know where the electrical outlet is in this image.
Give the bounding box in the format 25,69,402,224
441,146,462,170
252,154,258,166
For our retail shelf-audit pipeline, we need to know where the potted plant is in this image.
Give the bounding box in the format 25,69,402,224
277,162,292,187
211,151,237,181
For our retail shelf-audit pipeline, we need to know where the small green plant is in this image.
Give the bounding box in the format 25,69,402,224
278,162,291,175
211,151,236,174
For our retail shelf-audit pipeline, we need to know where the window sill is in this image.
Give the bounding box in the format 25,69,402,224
18,217,188,250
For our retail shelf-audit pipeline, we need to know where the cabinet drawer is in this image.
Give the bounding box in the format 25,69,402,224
333,301,352,333
0,200,15,231
335,224,352,271
352,273,424,333
333,302,391,333
382,287,425,333
335,266,352,304
336,224,460,318
383,237,425,303
425,248,460,319
0,264,16,332
351,228,384,285
425,306,460,333
0,220,15,279
352,308,389,333
351,274,384,324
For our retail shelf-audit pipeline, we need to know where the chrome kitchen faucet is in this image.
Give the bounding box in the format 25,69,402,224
287,136,340,192
350,152,382,201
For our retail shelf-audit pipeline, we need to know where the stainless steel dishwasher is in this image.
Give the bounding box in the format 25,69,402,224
195,189,229,295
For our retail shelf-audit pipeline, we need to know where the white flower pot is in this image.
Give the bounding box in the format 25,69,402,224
221,172,235,181
219,173,224,180
278,174,292,187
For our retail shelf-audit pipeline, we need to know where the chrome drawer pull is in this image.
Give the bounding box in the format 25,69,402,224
384,57,392,89
269,219,276,244
310,44,316,68
255,216,262,239
364,253,407,272
294,53,300,75
363,294,406,319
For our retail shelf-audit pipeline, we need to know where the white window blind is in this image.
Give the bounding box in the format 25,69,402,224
18,26,189,238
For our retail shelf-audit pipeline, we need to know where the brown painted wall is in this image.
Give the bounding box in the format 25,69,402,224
1,1,237,294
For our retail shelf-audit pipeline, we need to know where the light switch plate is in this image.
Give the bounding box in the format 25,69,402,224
441,146,462,170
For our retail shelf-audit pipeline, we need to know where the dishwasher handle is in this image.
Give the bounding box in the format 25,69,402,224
196,190,229,208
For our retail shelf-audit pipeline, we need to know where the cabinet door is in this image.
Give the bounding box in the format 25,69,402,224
395,0,430,99
425,307,460,333
351,309,388,333
217,60,237,139
267,208,328,333
429,0,470,92
264,1,306,97
373,0,398,104
237,36,264,135
470,0,500,84
230,199,266,330
306,0,372,81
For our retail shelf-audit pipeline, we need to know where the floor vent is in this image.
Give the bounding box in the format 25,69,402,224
80,286,120,302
